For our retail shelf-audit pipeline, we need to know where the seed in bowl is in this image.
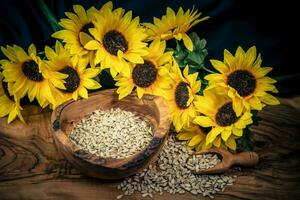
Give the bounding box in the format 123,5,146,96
70,108,153,159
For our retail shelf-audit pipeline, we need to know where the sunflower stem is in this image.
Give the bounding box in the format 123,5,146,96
37,0,61,32
202,66,216,74
274,73,300,81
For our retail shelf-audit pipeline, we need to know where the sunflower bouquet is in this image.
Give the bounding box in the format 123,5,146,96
0,1,279,152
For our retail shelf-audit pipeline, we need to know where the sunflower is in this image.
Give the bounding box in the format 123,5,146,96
143,7,209,51
0,72,24,123
177,123,242,151
1,44,56,108
84,2,148,77
193,88,253,151
52,3,113,67
164,60,201,132
45,41,101,107
205,46,279,116
176,124,210,151
115,40,173,99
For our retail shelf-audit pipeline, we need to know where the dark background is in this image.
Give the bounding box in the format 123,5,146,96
0,0,298,96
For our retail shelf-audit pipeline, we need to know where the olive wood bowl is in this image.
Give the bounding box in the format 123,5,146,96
51,89,170,179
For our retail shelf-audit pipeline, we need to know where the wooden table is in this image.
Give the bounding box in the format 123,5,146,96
1,97,300,200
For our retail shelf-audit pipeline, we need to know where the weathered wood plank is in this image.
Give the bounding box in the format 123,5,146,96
0,99,300,200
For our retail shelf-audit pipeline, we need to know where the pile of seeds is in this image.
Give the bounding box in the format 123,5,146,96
116,135,236,199
186,154,221,173
70,108,153,159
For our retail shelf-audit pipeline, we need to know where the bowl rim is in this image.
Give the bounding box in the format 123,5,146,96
50,89,170,169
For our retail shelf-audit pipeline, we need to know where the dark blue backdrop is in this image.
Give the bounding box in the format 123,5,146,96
0,0,298,95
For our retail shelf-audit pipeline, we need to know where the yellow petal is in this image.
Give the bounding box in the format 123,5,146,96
124,53,144,64
232,96,243,117
176,131,195,141
210,59,228,73
193,116,215,127
213,136,221,147
226,137,236,150
84,40,100,50
206,127,224,144
7,110,17,124
136,87,144,99
249,96,263,110
232,127,243,137
182,33,193,51
188,134,203,146
260,93,280,105
78,87,88,99
221,130,231,142
28,44,36,56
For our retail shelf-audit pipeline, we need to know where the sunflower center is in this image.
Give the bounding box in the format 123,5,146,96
22,60,44,82
102,30,128,56
175,82,190,109
215,102,238,126
132,60,157,88
227,70,256,97
2,81,14,102
59,66,80,93
80,22,94,35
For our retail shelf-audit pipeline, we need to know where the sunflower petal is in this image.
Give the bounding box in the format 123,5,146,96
136,87,144,99
193,116,215,127
176,131,195,140
210,59,228,73
226,137,236,150
188,134,203,146
84,40,100,50
182,33,193,51
260,93,280,105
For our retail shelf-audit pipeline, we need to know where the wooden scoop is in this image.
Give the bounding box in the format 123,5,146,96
188,148,259,174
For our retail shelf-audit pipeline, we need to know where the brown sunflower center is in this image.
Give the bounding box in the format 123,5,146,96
59,66,80,93
227,70,256,97
215,102,238,126
22,60,44,82
80,22,94,35
2,81,14,102
102,30,128,56
175,82,190,109
132,60,157,88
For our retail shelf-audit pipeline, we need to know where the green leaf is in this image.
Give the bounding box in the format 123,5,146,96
189,32,201,51
173,41,188,64
186,52,203,66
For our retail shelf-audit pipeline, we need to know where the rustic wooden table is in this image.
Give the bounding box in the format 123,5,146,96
0,97,300,200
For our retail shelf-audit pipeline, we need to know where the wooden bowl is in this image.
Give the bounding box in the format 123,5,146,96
50,89,170,179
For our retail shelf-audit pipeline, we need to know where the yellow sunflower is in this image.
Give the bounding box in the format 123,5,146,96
143,7,209,51
176,124,209,151
205,46,279,116
177,123,241,151
45,41,101,107
52,3,113,66
115,39,173,99
193,88,253,151
0,72,24,123
84,2,148,77
164,60,201,132
1,44,56,108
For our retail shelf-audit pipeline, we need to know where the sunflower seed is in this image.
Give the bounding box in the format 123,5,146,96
70,108,153,159
116,135,236,198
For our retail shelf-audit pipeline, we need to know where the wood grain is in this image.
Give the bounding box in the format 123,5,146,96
0,97,300,200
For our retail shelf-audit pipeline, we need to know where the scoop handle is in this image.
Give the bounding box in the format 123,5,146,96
232,152,259,167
